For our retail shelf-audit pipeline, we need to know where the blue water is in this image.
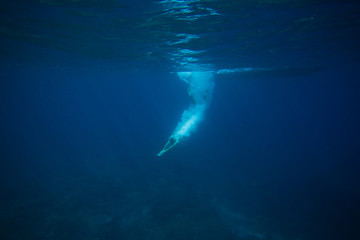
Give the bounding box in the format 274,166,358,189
1,1,360,240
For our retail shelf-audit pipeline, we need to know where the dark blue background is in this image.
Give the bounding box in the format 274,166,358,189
0,0,360,239
1,57,359,239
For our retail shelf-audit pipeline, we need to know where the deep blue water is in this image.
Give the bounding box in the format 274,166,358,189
1,1,360,240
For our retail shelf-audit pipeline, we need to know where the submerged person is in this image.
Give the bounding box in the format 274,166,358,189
158,71,214,156
158,136,179,156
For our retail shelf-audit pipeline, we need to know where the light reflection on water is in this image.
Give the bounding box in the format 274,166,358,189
0,0,359,70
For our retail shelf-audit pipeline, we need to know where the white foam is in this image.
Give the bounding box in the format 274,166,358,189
158,71,214,156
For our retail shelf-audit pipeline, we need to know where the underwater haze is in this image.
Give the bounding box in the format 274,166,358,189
1,0,360,240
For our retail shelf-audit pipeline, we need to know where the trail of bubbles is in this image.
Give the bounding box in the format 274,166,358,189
158,71,214,156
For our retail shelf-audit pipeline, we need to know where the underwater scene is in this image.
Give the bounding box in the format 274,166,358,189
0,0,360,239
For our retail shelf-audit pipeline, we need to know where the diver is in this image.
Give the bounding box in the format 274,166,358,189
157,135,179,156
169,136,177,146
158,71,214,157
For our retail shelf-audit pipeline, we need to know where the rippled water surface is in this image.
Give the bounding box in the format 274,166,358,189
1,0,359,70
